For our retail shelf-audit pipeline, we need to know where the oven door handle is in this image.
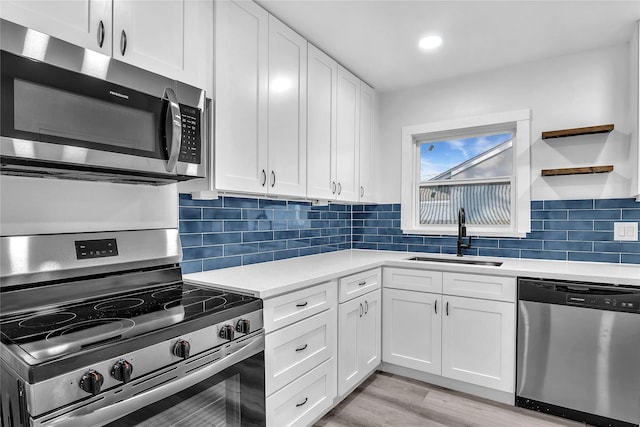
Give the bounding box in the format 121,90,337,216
42,332,264,427
163,87,182,173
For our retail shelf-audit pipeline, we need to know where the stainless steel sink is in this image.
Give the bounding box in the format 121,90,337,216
406,256,503,267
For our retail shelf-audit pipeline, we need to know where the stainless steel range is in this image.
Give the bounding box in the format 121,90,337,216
0,229,265,427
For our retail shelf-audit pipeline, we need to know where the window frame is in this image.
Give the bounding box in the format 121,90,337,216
401,109,531,237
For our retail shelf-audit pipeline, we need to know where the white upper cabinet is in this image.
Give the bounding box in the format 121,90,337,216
215,2,307,197
0,0,210,88
633,22,640,199
267,16,307,197
0,0,112,55
307,44,338,200
336,66,361,202
359,82,375,202
214,0,269,194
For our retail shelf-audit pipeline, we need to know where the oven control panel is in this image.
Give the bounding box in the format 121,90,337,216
75,238,118,260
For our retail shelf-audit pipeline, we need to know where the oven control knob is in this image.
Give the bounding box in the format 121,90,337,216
79,370,104,395
111,360,133,383
219,324,235,340
173,339,191,359
235,319,251,334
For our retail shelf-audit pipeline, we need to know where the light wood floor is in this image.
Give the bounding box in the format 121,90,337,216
314,372,587,427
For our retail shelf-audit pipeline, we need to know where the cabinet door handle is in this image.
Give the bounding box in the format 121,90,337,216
271,170,276,187
120,30,127,56
359,303,363,317
97,20,105,48
358,281,367,286
337,182,342,195
295,301,308,308
434,299,438,314
365,300,368,314
261,169,267,186
360,186,364,198
332,181,336,194
296,397,308,407
295,344,308,352
446,301,449,316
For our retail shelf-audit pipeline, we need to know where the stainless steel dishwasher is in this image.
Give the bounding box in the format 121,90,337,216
516,278,640,427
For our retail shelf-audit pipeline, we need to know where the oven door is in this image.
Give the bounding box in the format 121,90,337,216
34,333,265,427
0,47,205,183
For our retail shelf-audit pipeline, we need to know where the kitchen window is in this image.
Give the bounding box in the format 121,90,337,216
401,110,531,237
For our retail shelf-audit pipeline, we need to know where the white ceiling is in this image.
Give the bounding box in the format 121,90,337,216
256,0,640,93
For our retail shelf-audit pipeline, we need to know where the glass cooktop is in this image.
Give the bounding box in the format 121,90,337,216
0,283,259,361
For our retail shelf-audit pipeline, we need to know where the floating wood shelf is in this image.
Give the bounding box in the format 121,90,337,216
541,124,614,140
541,165,614,176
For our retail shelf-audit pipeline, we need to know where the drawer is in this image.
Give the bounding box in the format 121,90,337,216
443,272,516,302
383,267,443,293
264,281,337,333
265,308,336,395
266,357,337,427
338,268,381,303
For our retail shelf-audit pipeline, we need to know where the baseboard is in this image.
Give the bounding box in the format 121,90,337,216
380,362,515,405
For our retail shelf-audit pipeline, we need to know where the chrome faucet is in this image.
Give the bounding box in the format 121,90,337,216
457,207,472,256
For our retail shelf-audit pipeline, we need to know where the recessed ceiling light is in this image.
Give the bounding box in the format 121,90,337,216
419,35,443,50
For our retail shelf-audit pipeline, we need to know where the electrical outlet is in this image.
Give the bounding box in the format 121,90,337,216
614,222,638,241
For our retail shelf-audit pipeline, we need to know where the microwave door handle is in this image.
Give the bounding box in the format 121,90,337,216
163,87,182,173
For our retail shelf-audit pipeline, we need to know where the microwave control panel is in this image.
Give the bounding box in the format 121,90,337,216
178,104,201,164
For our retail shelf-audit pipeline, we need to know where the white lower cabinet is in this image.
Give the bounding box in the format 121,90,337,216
382,268,516,394
266,358,337,427
382,288,441,375
441,295,515,392
337,288,381,396
264,281,337,427
265,308,336,395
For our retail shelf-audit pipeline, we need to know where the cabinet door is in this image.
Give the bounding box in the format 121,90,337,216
267,16,307,197
358,82,374,202
337,295,362,396
214,0,269,194
306,44,338,200
335,66,360,202
441,295,515,392
382,289,442,375
359,289,381,374
1,0,111,55
113,0,198,83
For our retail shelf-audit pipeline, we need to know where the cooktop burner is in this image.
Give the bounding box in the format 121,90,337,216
95,298,145,311
19,312,77,328
0,283,258,362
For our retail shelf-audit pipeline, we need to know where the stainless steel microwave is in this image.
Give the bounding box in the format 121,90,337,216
0,19,209,185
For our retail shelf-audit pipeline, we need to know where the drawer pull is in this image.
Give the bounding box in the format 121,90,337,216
365,300,368,314
296,397,308,407
358,281,367,286
296,302,308,308
295,344,308,352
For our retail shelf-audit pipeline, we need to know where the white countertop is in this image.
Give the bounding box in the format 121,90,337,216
184,250,640,299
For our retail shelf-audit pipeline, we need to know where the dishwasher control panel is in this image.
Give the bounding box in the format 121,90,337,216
566,294,639,312
519,278,640,314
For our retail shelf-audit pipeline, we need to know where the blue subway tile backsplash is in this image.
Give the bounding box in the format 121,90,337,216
178,195,640,273
178,195,352,273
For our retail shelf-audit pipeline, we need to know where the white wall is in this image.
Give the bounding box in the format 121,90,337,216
376,44,633,203
0,176,178,236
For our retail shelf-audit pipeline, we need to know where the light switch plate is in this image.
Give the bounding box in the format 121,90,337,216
614,222,638,241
